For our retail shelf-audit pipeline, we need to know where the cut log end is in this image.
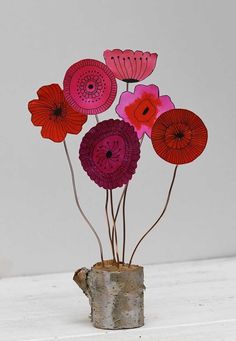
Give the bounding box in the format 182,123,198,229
74,260,144,329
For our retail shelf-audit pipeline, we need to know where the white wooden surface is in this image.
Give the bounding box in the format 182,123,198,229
0,257,236,341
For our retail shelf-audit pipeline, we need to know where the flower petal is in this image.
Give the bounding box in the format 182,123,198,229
63,104,88,134
157,95,175,116
41,119,67,143
37,84,63,107
28,99,51,126
139,52,158,81
104,49,126,81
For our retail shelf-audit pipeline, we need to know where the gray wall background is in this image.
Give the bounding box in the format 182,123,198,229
0,0,235,277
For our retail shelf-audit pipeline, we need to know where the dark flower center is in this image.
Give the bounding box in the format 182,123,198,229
175,131,184,139
88,84,94,89
123,79,139,83
142,106,149,115
106,150,113,158
134,99,156,122
53,107,62,116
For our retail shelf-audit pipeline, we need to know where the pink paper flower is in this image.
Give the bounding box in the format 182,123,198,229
63,59,117,115
104,49,157,83
116,84,175,139
79,119,140,189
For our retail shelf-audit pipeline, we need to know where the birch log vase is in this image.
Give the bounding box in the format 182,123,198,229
73,260,145,329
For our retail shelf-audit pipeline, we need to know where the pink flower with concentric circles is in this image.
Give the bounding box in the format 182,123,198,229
63,59,117,115
116,84,175,139
104,49,157,83
79,119,140,189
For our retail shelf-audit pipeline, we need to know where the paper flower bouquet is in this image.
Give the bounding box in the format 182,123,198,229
28,49,208,330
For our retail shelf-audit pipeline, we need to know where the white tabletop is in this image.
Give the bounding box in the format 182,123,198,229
0,257,236,341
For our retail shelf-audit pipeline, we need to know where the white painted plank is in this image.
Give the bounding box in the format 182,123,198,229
0,257,236,340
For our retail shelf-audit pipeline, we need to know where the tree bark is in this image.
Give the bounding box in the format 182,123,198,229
73,260,145,329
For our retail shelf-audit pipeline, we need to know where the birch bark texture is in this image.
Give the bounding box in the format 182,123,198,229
73,260,145,329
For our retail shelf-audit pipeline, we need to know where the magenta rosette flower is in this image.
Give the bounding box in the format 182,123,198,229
63,59,117,115
116,84,175,139
104,49,157,83
79,119,140,189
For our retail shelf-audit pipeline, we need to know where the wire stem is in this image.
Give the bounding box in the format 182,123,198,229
128,165,178,267
114,135,145,264
110,190,120,266
63,140,104,265
122,184,128,264
105,189,116,261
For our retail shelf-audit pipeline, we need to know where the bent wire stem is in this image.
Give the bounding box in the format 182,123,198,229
128,165,178,267
63,140,104,265
114,135,145,264
96,113,115,262
109,184,128,262
122,184,128,264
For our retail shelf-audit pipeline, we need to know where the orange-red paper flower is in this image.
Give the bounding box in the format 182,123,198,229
151,109,208,164
28,84,87,142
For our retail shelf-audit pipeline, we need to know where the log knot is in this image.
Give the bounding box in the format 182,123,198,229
73,267,90,297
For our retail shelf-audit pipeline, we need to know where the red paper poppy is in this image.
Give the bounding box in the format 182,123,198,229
28,84,87,143
104,49,158,83
63,59,117,115
151,109,208,164
79,119,140,189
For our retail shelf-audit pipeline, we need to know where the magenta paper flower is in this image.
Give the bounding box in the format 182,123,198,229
104,49,157,83
116,84,175,139
63,59,117,115
79,119,140,189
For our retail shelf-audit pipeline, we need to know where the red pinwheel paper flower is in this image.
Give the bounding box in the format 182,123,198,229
116,84,175,139
79,119,140,189
28,84,87,143
104,49,158,83
63,59,117,115
151,109,208,165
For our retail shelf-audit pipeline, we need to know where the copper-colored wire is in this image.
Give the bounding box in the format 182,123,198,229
105,189,116,261
110,189,120,266
63,140,104,265
122,184,128,264
128,165,178,267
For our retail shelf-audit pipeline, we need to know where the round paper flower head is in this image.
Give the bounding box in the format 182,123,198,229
28,84,87,143
79,119,140,189
104,49,158,83
151,108,208,165
116,84,174,139
63,59,117,115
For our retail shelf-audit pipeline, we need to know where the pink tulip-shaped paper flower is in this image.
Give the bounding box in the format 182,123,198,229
104,49,157,83
116,84,175,139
